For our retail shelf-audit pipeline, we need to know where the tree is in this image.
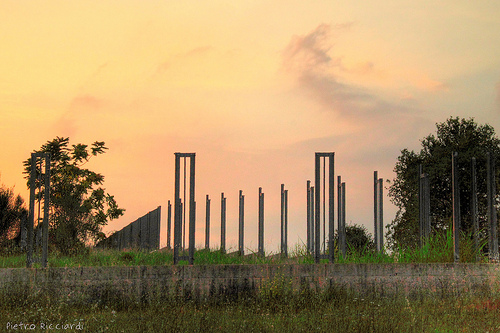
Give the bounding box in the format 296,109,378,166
387,117,500,250
336,224,374,254
0,184,28,248
23,137,124,255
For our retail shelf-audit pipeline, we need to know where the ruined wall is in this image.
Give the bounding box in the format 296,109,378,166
96,206,161,251
1,264,499,305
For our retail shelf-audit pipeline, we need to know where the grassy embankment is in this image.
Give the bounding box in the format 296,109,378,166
0,230,496,332
0,228,488,268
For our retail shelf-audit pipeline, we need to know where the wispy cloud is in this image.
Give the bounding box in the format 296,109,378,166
182,45,212,58
282,24,450,122
409,73,449,92
282,23,339,73
53,94,106,137
345,61,375,76
155,45,212,76
70,94,103,110
282,24,392,118
280,24,435,166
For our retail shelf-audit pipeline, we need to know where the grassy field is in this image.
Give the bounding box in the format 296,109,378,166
1,280,499,332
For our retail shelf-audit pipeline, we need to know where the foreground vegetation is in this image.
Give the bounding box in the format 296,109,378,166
0,228,489,268
0,230,496,332
1,280,499,332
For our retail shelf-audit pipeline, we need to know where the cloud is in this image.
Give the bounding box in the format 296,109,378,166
282,24,451,124
297,71,372,113
279,23,436,169
182,45,212,58
410,73,448,92
282,24,383,118
52,94,105,137
282,24,434,125
70,94,103,110
155,45,212,76
282,23,338,73
345,61,375,76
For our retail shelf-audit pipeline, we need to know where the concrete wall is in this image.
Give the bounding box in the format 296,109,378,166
96,206,161,251
1,264,500,305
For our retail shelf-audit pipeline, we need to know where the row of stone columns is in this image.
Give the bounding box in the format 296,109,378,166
421,152,498,262
171,152,387,264
170,183,290,261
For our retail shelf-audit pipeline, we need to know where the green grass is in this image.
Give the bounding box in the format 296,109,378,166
0,249,174,268
0,229,490,268
1,280,499,332
0,232,496,332
336,228,489,264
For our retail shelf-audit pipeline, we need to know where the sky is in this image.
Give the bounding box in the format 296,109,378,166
1,1,500,253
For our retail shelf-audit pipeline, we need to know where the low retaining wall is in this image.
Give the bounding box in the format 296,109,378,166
1,264,500,305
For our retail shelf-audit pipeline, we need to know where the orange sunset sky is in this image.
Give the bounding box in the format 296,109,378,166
1,1,500,252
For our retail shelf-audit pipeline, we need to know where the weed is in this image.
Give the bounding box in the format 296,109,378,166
0,229,491,269
1,286,498,332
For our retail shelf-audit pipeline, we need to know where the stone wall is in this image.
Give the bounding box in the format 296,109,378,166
1,264,500,305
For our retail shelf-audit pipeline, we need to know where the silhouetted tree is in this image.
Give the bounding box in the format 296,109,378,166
388,117,500,250
336,224,374,254
23,137,124,255
0,184,27,249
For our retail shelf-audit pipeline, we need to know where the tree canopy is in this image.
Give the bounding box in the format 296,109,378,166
335,224,374,254
23,137,124,254
0,184,27,248
387,117,500,250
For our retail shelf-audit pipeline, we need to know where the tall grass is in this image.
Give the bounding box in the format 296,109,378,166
0,228,490,268
1,272,499,332
333,228,489,264
393,229,488,263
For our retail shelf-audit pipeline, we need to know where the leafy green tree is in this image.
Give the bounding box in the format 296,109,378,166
336,224,374,254
23,137,124,255
0,184,27,248
387,117,500,250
